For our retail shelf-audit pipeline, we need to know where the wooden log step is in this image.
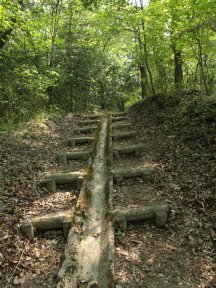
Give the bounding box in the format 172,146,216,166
112,122,131,129
67,136,93,147
113,167,155,184
80,119,100,126
43,171,86,192
111,204,170,230
74,126,97,135
20,210,73,239
112,116,128,122
112,131,136,140
57,151,90,165
112,112,127,117
85,114,101,120
113,144,145,158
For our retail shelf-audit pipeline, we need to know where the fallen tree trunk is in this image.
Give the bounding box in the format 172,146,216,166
112,116,128,122
74,126,97,135
113,144,145,158
111,204,169,230
43,171,86,191
20,210,73,239
112,131,136,140
113,167,155,184
80,119,99,125
67,136,93,147
57,151,90,165
57,116,114,287
112,122,131,129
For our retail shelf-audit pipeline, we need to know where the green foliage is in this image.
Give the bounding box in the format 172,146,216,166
0,0,216,126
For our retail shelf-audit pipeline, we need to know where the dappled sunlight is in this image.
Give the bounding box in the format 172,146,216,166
25,191,78,219
116,246,141,263
1,0,215,285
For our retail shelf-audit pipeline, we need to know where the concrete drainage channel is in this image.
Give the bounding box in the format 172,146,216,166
20,112,170,288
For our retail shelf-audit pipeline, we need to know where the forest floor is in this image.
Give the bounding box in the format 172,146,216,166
0,92,215,288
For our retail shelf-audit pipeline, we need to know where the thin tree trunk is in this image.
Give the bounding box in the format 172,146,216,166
140,65,148,98
197,38,209,94
50,0,61,67
138,1,156,96
173,48,183,90
143,34,156,96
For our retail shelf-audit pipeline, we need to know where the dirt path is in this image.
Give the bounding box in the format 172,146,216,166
0,111,215,288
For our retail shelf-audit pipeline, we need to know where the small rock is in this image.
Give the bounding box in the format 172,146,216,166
146,258,154,266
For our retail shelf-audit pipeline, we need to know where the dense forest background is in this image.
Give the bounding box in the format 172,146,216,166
0,0,216,125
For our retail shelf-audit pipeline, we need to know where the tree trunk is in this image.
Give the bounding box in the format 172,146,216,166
197,38,209,94
173,47,183,91
140,65,148,98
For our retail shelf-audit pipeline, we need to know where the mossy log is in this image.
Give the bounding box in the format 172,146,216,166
74,126,97,135
56,116,114,287
80,119,100,126
113,144,145,158
67,136,93,147
112,131,136,140
20,210,73,239
43,171,86,192
112,116,128,122
113,167,155,184
111,204,169,230
112,122,131,129
57,151,90,165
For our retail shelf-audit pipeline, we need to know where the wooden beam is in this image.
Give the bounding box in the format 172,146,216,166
74,126,97,135
113,144,145,158
111,204,170,230
67,136,93,147
43,171,86,191
85,114,101,120
80,119,100,126
20,210,73,239
112,131,136,140
112,116,128,122
113,167,155,184
112,122,131,129
57,151,90,165
112,112,127,117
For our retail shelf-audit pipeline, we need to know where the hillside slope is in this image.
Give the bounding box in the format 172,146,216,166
117,92,216,286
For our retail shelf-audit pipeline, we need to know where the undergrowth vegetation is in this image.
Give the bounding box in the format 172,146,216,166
130,91,216,146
